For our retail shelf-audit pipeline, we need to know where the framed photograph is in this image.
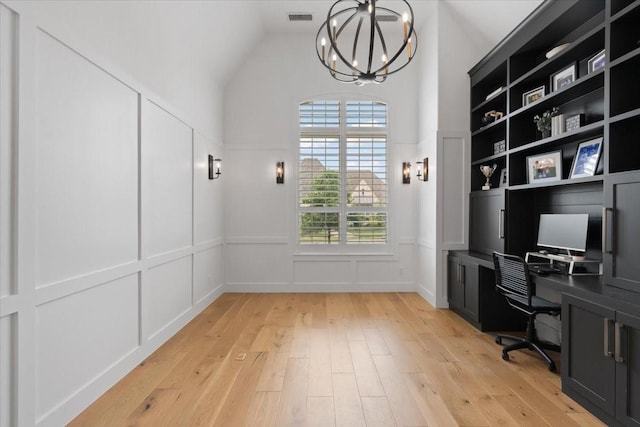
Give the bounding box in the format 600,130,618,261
522,86,545,106
498,168,508,187
527,151,563,183
551,64,576,92
588,50,606,73
570,137,603,179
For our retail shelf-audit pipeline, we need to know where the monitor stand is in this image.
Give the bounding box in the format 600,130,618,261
525,251,602,275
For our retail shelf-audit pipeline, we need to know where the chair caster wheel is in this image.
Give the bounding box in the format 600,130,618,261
502,352,509,361
495,337,502,345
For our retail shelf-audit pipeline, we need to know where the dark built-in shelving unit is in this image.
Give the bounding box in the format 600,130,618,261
456,1,640,426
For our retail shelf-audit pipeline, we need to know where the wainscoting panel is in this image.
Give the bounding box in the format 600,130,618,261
34,29,139,288
0,314,16,427
193,246,223,304
143,256,192,341
142,99,193,258
225,242,290,286
34,274,139,421
0,3,17,299
294,259,352,285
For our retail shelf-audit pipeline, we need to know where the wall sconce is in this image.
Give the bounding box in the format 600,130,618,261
402,162,411,184
276,161,285,184
208,155,221,180
416,157,428,181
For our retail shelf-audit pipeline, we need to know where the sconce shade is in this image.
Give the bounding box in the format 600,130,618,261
416,157,428,181
276,161,285,184
209,155,221,180
402,162,411,184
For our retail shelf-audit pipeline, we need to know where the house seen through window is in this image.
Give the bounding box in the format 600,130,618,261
299,99,387,245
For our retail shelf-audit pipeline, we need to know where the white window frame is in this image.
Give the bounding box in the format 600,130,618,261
296,97,391,254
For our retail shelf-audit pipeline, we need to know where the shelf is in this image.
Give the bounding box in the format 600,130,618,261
508,175,603,192
471,88,507,113
510,68,604,119
610,108,640,124
611,0,640,18
471,116,506,136
508,120,604,155
510,23,605,88
609,46,640,68
471,152,507,166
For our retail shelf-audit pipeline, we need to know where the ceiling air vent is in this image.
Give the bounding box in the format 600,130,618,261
376,15,398,22
288,13,313,22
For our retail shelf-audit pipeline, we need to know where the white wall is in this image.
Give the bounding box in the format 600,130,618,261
223,33,419,292
0,1,224,425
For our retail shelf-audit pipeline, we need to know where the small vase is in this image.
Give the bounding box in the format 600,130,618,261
541,129,551,139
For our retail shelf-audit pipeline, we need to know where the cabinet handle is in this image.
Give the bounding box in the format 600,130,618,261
602,207,613,254
615,322,624,363
604,318,613,358
498,209,505,239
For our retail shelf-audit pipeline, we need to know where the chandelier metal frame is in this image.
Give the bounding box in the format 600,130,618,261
315,0,417,85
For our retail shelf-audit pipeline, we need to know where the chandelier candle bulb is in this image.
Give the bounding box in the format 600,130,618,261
321,38,326,62
403,13,409,40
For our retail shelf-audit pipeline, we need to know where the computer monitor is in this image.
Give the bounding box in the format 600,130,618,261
537,213,589,253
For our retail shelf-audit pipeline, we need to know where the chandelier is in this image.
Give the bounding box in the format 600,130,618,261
316,0,417,85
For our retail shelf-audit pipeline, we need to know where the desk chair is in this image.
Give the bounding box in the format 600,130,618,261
492,252,561,372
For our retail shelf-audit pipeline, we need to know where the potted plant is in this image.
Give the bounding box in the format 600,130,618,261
533,107,559,139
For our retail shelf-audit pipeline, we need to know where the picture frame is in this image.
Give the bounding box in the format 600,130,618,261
550,64,576,92
587,49,606,73
522,86,545,106
569,137,603,179
527,150,563,183
498,168,508,187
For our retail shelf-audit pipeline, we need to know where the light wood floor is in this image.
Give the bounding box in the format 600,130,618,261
70,293,604,426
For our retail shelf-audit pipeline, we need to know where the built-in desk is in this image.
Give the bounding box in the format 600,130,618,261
448,250,640,427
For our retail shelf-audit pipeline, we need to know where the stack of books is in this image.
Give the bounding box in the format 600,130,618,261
551,114,565,137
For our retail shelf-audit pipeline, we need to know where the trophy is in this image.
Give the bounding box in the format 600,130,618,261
480,164,497,190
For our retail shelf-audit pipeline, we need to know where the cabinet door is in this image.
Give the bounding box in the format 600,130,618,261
615,310,640,427
604,172,640,294
469,190,505,256
447,258,463,311
562,294,616,416
461,261,479,322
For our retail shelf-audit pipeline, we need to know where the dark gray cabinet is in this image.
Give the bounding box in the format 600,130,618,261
469,190,505,256
604,172,640,296
563,294,640,426
447,255,479,325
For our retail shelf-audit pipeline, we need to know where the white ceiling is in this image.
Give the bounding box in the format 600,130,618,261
36,0,543,91
254,1,544,44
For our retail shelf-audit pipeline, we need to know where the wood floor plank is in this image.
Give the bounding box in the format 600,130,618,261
70,293,607,427
332,373,366,427
307,396,336,427
361,396,397,427
244,391,280,427
274,357,309,426
372,354,427,426
308,328,333,396
348,339,385,397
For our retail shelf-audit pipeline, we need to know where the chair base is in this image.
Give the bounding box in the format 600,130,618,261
495,334,560,372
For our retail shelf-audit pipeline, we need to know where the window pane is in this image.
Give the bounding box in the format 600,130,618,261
300,137,341,207
300,212,340,244
300,100,340,128
346,212,387,243
346,137,387,207
346,101,387,128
